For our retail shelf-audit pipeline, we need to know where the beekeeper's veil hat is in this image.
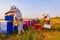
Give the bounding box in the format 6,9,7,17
42,13,46,16
10,5,17,11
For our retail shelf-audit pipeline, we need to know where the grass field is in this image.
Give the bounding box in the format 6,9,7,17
0,17,60,40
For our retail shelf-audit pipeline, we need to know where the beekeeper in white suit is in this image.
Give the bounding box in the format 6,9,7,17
5,5,24,34
42,13,51,29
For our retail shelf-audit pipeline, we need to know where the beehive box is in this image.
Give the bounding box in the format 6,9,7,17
5,16,14,21
0,21,13,34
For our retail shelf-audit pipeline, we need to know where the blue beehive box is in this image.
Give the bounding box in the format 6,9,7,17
13,26,18,31
7,21,13,34
5,16,14,21
0,21,13,34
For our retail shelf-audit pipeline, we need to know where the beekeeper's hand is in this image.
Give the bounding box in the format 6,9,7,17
5,13,14,16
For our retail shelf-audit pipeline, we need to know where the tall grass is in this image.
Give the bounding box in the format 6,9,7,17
0,18,60,40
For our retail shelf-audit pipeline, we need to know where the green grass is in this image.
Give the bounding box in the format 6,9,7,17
0,24,60,40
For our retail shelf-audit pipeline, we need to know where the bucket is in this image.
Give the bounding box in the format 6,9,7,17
23,20,30,27
34,24,41,30
44,24,51,29
31,20,36,26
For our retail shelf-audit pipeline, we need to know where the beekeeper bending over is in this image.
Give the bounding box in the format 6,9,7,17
5,5,24,34
42,13,51,29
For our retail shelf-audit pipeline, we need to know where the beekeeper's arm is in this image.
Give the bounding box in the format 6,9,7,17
47,17,50,20
15,16,23,21
5,11,14,15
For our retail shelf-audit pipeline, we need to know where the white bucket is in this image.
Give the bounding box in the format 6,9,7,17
44,24,51,29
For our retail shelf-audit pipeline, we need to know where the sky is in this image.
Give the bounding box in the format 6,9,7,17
0,0,60,19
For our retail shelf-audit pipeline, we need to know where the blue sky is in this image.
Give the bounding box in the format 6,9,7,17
0,0,60,19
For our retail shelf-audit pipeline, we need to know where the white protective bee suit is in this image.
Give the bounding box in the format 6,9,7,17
10,6,24,34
